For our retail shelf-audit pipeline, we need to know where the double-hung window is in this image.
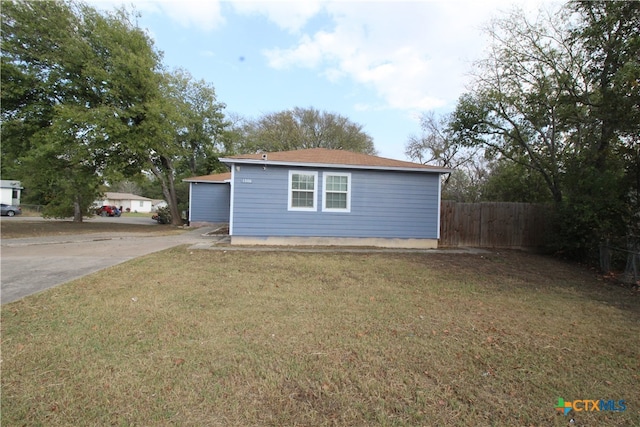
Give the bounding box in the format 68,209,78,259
288,171,317,211
323,172,351,212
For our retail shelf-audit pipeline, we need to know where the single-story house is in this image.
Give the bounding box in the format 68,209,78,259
185,148,451,248
0,180,23,206
98,192,154,213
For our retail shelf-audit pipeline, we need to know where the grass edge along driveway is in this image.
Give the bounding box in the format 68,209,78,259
1,248,638,426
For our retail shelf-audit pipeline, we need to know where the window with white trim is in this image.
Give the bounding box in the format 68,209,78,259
323,172,351,212
288,171,317,211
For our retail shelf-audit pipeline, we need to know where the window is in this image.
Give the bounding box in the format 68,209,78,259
288,171,317,211
323,173,351,212
139,201,144,207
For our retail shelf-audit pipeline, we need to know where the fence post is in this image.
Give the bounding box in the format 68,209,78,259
599,239,611,274
622,238,639,285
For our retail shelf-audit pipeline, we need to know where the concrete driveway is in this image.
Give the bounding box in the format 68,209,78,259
1,224,222,304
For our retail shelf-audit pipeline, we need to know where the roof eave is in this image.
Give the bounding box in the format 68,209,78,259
104,193,152,201
183,178,231,184
219,157,452,174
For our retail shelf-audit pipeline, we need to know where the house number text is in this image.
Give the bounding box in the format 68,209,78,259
242,178,252,183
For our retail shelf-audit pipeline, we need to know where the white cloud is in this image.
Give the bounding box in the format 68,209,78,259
260,0,543,113
231,0,323,33
88,0,556,115
158,1,224,31
87,0,225,31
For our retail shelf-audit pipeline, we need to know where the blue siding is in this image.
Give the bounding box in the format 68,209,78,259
190,182,230,222
231,164,440,239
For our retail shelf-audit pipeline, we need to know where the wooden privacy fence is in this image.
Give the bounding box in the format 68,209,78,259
439,201,551,248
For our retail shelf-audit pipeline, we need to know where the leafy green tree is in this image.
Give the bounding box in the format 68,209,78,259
405,112,552,203
557,1,640,256
482,159,553,203
135,175,165,200
166,69,229,176
450,8,578,205
448,1,639,259
238,107,377,155
1,0,162,221
132,69,229,225
568,1,640,169
219,111,249,156
112,180,142,196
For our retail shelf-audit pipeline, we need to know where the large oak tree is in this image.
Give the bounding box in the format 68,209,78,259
1,0,161,221
237,107,377,155
445,1,639,258
1,1,232,226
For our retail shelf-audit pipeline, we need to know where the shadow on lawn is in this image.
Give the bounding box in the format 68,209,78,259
411,250,640,317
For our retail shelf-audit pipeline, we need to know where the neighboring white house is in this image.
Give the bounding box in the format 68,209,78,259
98,192,154,213
0,180,23,206
151,199,168,212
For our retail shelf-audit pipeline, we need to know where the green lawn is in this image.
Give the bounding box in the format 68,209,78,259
1,248,638,426
120,211,157,218
0,219,180,239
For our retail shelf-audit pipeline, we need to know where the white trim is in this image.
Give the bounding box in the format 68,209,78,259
229,165,235,235
188,183,193,223
183,177,231,183
437,175,442,239
322,172,351,213
288,170,318,211
219,157,452,174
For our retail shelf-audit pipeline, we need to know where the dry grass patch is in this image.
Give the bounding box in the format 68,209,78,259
0,220,181,238
1,249,638,426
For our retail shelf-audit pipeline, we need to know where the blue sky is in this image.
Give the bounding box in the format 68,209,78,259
90,0,555,160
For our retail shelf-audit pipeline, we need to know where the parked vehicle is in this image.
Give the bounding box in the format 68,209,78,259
0,203,22,217
96,205,121,217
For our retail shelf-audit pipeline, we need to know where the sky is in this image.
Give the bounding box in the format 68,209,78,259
89,0,557,161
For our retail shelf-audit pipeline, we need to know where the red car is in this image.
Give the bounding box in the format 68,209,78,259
96,205,121,217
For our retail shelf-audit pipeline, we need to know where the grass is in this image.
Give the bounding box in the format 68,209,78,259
0,219,181,239
120,211,157,218
1,248,638,426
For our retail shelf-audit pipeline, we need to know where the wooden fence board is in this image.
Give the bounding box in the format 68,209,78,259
440,201,550,248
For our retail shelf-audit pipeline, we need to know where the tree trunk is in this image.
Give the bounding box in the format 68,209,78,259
73,196,83,223
163,181,183,227
149,155,183,227
162,157,183,226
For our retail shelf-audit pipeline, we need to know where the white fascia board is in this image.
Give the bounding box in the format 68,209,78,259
219,158,453,174
188,182,193,222
182,178,231,184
